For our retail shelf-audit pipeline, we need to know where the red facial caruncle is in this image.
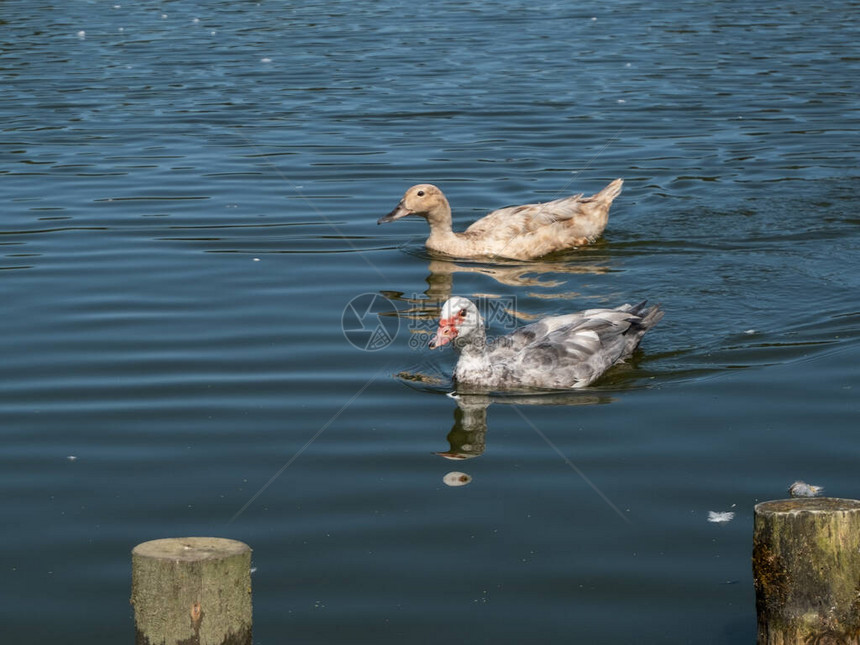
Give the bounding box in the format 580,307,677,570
429,308,467,349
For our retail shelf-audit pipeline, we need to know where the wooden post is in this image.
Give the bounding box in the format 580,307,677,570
131,537,252,645
753,498,860,644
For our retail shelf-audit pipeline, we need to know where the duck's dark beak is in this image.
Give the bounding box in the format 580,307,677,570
377,201,413,225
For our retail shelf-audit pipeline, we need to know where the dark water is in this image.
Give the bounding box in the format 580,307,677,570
2,1,858,642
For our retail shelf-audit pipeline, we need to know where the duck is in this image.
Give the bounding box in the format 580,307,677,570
378,179,623,260
428,296,663,391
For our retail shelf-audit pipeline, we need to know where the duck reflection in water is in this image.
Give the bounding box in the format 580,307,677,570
422,258,610,303
436,395,490,461
436,391,612,463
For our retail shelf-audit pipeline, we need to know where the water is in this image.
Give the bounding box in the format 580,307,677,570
1,1,858,642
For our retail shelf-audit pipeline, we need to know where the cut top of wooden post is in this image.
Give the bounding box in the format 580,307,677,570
753,497,860,645
133,537,251,562
755,497,860,515
132,538,252,645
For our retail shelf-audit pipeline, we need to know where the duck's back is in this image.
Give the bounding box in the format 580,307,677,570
464,302,662,390
458,181,622,260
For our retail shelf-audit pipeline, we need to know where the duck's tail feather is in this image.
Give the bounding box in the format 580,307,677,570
629,300,664,331
591,178,623,205
620,301,663,357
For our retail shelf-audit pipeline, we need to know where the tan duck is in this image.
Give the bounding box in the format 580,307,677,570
378,179,623,260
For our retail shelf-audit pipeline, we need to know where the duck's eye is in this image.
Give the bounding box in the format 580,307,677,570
417,190,425,197
458,308,467,317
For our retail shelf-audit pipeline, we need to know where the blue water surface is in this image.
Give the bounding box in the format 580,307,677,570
1,1,858,643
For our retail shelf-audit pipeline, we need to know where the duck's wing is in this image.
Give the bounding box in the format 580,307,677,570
494,312,586,353
538,179,624,224
461,205,539,241
521,194,589,225
492,305,656,388
537,315,633,379
464,198,586,237
463,181,622,240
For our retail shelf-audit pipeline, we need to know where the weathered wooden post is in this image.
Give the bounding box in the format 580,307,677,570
753,498,860,644
131,537,252,645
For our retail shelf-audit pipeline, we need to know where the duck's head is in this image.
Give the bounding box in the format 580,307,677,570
429,297,483,349
378,184,449,225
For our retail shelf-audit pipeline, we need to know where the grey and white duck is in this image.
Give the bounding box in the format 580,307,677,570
429,296,663,391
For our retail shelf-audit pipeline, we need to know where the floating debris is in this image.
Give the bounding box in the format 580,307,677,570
435,451,478,461
708,511,735,523
66,455,78,461
789,481,823,498
443,472,472,487
76,30,86,39
395,370,446,386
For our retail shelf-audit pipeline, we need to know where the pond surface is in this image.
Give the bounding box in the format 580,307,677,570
1,1,858,643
